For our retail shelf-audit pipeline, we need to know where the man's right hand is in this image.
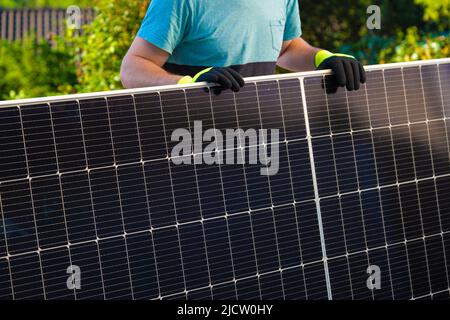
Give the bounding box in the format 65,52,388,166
178,67,245,93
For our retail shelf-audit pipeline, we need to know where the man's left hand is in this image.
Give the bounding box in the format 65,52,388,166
315,50,366,92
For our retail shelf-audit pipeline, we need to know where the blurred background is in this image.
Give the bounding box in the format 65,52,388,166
0,0,448,100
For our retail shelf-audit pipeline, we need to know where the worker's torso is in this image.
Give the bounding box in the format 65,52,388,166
165,0,292,77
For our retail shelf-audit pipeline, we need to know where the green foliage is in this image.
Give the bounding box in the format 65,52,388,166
66,0,150,92
0,36,76,100
367,0,450,64
302,0,449,65
300,0,425,54
0,0,18,7
380,27,450,63
415,0,450,24
0,0,449,100
0,0,91,8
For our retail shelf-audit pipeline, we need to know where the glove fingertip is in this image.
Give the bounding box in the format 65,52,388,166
336,62,347,87
227,68,246,87
359,64,367,83
219,74,233,89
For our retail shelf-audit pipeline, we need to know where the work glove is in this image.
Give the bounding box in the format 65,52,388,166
178,67,245,94
315,50,366,93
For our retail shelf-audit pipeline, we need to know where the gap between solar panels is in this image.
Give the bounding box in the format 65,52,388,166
0,58,450,300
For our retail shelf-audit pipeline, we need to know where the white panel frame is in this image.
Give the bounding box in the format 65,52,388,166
1,58,449,108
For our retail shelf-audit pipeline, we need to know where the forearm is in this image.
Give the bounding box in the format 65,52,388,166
277,38,321,72
120,53,182,88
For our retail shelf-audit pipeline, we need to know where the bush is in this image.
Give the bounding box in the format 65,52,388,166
67,0,150,93
0,0,91,8
415,0,450,30
335,0,450,65
1,0,448,100
379,28,450,63
0,36,76,100
300,0,425,54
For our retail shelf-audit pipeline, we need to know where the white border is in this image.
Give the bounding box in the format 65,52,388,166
299,76,333,299
1,58,449,108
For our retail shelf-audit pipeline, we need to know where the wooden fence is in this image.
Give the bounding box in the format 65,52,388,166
0,8,95,41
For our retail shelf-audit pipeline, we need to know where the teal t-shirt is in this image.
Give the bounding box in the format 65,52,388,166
137,0,302,77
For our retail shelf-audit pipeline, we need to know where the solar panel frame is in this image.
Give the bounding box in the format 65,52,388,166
1,58,450,300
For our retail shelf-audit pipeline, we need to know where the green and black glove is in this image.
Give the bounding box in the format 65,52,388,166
315,50,366,92
178,67,245,94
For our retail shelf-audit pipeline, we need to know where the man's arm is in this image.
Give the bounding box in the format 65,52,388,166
121,36,244,92
277,37,320,72
120,36,183,88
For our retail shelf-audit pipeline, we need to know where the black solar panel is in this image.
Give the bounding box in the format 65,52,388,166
0,59,450,300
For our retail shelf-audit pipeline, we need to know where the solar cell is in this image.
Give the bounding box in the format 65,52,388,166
1,58,450,300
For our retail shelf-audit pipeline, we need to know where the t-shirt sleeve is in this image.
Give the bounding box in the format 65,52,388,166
137,0,189,54
284,0,302,40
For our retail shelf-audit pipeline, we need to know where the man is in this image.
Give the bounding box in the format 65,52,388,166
120,0,365,93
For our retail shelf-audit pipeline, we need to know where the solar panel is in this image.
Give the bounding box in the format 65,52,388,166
1,58,450,300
